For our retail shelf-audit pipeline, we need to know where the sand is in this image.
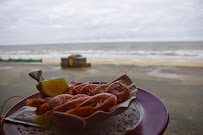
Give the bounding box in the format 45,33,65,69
0,60,203,135
43,58,203,67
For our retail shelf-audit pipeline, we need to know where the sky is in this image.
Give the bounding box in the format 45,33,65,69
0,0,203,45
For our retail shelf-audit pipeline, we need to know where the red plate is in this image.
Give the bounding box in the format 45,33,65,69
127,88,169,135
0,88,169,135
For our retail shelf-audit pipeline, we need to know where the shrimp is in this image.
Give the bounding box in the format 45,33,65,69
93,83,109,95
27,94,73,115
80,93,117,111
45,94,90,116
65,106,94,117
26,97,52,107
81,84,99,96
66,93,117,117
68,82,91,95
67,81,77,94
105,81,130,103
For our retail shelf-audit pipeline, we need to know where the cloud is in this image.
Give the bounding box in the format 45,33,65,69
0,0,202,45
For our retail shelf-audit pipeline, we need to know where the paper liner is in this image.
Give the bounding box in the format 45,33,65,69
51,75,137,129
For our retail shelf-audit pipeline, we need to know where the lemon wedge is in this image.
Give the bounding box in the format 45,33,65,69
36,77,69,97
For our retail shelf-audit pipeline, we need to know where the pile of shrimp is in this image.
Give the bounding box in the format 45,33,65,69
26,80,130,117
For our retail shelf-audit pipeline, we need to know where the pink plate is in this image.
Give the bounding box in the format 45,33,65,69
0,88,169,135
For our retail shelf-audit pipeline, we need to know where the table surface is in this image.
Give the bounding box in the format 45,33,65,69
0,88,169,135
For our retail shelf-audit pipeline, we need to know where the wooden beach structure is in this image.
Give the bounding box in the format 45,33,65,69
61,55,91,68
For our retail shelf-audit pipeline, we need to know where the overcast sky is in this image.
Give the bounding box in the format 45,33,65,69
0,0,203,45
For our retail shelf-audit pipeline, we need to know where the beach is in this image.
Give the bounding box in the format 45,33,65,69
43,58,203,67
0,60,203,135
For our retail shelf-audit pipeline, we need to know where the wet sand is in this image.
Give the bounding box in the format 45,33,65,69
0,62,203,135
44,58,203,67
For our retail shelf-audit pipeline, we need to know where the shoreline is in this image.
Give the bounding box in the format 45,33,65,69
42,58,203,67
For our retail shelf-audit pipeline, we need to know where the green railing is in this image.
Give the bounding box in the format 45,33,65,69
0,58,42,63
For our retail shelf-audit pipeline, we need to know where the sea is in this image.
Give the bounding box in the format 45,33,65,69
0,41,203,60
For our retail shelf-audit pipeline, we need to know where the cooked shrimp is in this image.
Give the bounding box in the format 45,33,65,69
93,83,109,95
45,94,90,115
105,81,130,103
26,97,51,107
66,93,117,117
81,84,99,96
67,81,77,94
68,94,88,101
65,106,94,117
68,82,91,95
80,93,117,111
27,94,73,115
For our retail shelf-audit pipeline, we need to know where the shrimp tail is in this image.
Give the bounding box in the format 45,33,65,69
26,98,49,107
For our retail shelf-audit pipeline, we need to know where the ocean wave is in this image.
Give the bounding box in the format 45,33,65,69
1,43,203,60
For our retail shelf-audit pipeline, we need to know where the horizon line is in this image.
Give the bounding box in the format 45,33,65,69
0,39,203,46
